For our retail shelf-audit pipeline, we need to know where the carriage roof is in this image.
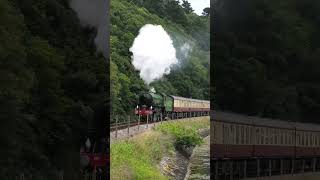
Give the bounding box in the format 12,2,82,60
212,111,320,131
170,95,210,104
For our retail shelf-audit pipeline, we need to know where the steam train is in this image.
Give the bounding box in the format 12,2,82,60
135,92,210,118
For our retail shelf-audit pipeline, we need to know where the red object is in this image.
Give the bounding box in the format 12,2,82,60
135,107,153,116
80,152,108,168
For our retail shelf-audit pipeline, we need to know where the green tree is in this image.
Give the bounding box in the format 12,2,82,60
182,0,194,14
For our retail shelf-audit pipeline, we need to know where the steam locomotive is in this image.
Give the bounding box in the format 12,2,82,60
135,91,210,118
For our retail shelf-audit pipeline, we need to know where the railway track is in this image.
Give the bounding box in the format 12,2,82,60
110,112,210,132
110,113,210,142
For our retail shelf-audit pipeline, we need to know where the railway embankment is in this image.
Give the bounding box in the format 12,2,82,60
110,117,209,180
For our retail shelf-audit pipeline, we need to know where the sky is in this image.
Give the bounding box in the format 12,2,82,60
181,0,210,15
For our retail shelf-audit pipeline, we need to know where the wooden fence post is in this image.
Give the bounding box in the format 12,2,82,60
115,116,118,139
138,114,140,131
128,115,130,137
147,115,149,128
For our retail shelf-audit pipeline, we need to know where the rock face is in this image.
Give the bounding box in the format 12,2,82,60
160,151,190,180
184,136,210,180
160,128,210,180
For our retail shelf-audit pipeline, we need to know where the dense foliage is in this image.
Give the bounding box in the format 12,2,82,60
155,118,210,147
111,117,209,179
111,0,210,115
213,0,320,122
0,0,107,178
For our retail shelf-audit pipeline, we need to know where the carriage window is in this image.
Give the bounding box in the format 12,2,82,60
309,133,311,146
275,129,278,145
241,126,244,144
269,129,272,145
256,128,260,144
261,128,264,144
288,131,291,145
270,128,272,144
246,127,249,144
266,128,269,144
309,133,313,146
284,131,288,145
274,129,277,145
302,132,305,146
236,126,239,144
212,124,215,142
272,129,274,144
223,125,227,144
230,125,234,144
214,124,218,143
292,131,294,145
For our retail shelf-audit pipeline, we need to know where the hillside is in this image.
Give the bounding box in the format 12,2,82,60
111,0,210,115
213,0,320,122
0,0,107,179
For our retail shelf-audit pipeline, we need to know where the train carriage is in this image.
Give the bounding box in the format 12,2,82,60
211,111,320,159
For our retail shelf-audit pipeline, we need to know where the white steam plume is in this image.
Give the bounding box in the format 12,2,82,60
130,24,178,84
70,0,108,57
180,43,192,59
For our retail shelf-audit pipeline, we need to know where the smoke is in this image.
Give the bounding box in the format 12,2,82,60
179,43,192,60
130,24,178,84
70,0,108,57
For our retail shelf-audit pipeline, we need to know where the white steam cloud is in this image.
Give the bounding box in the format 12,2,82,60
70,0,108,57
130,24,178,84
180,43,192,59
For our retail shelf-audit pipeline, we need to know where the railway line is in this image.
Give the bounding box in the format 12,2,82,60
110,111,210,132
110,112,210,142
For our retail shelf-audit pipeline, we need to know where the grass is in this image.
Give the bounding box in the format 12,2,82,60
110,117,209,180
155,117,210,147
